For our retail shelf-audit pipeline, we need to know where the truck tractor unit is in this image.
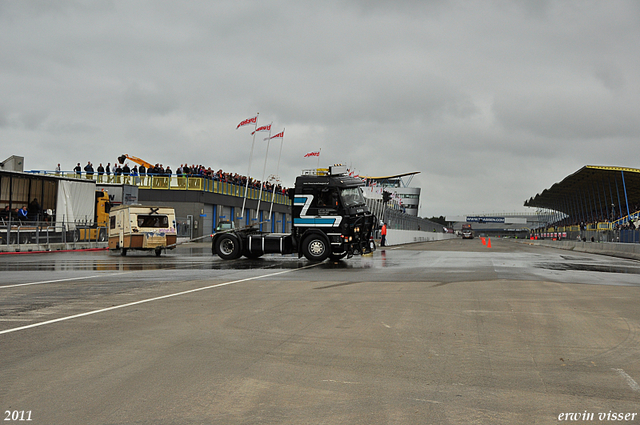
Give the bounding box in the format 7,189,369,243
212,165,377,262
461,223,474,239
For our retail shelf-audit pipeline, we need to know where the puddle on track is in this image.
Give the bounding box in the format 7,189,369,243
536,262,640,275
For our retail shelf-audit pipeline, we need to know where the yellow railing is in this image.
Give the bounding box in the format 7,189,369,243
613,211,640,226
50,173,290,206
538,223,614,233
596,222,612,230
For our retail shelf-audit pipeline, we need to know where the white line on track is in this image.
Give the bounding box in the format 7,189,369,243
612,368,640,392
0,263,320,336
0,272,130,289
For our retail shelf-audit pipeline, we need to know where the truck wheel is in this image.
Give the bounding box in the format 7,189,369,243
216,234,242,260
98,229,107,242
302,235,329,262
121,249,127,257
155,247,162,257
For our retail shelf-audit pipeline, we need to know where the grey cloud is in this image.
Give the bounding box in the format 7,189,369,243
121,83,179,116
493,86,640,140
2,0,640,216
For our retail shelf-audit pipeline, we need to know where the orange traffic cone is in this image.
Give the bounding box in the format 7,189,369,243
487,238,492,248
481,237,486,245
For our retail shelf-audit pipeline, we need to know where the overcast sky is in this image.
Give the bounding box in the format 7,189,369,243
1,1,639,217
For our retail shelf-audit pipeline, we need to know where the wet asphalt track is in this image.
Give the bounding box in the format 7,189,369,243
1,238,640,424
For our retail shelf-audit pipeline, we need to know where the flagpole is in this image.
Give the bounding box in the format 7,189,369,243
269,128,284,221
256,124,272,224
241,112,258,223
317,147,321,168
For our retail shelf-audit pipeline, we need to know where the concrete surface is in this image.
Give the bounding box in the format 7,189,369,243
1,239,639,424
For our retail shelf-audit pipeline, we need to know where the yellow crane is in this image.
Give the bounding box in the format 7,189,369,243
117,154,154,169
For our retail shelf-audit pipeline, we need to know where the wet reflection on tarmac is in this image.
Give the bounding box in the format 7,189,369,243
537,262,640,274
1,244,640,285
0,246,394,272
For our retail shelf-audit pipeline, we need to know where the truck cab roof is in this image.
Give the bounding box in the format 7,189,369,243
295,175,365,189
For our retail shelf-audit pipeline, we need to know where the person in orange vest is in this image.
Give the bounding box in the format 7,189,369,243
380,222,387,247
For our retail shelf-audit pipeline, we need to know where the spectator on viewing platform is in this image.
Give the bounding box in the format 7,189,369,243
105,163,111,182
28,198,40,221
131,165,139,184
74,163,82,177
1,206,11,221
18,206,28,221
122,163,131,183
55,163,61,175
97,163,105,182
139,164,146,184
165,166,172,176
84,161,94,179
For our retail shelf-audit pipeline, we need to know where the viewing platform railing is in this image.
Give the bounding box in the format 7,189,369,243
25,171,291,206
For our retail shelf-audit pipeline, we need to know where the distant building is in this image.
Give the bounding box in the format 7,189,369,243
446,212,546,238
360,172,421,216
0,155,24,172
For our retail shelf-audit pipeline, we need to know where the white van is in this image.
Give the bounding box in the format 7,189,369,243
108,205,177,256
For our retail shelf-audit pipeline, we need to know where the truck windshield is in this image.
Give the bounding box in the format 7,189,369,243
137,215,169,228
340,187,365,208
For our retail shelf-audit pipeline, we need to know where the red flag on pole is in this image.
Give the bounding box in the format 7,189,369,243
270,131,284,139
304,151,320,157
236,116,257,129
251,124,272,135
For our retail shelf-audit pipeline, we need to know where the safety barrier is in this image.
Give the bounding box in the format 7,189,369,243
365,198,444,234
1,218,108,249
516,238,640,261
531,228,640,244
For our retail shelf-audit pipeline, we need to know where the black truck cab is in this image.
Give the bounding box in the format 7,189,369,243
212,165,376,262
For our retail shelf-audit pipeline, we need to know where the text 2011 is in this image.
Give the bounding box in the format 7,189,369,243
4,411,32,421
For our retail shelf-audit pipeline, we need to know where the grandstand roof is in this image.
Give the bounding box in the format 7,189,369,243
524,165,640,213
359,171,420,180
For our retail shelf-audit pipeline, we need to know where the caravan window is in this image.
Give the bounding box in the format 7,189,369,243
137,215,169,228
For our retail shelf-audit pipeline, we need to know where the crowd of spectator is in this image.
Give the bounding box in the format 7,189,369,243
62,160,289,196
546,203,640,230
0,198,43,223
